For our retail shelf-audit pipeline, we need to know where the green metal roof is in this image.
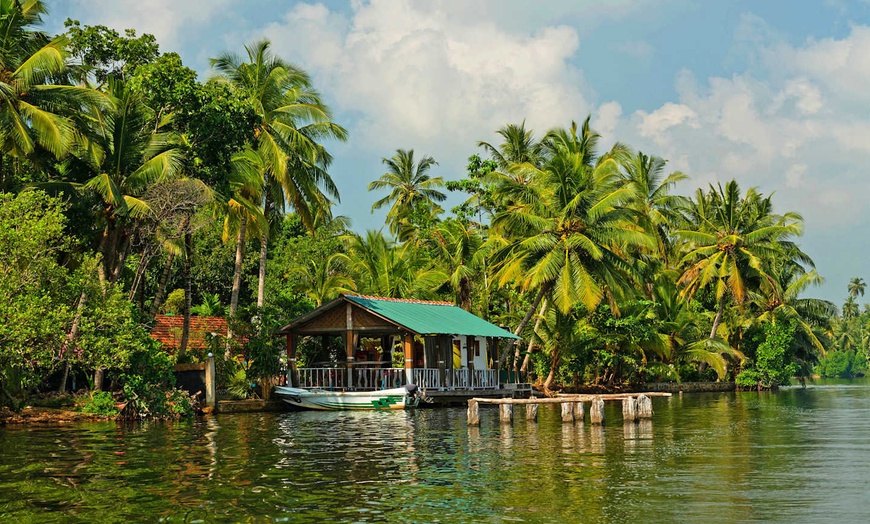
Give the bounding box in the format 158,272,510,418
344,295,520,339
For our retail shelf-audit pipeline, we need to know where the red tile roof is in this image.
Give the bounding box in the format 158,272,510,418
344,294,455,306
150,315,228,350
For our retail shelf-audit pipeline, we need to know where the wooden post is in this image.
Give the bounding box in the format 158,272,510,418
466,335,475,387
590,397,605,425
467,399,480,426
500,403,513,423
345,303,354,389
526,403,538,422
637,394,653,418
286,333,299,387
404,333,414,384
573,401,585,422
205,353,216,409
622,396,638,423
560,402,574,422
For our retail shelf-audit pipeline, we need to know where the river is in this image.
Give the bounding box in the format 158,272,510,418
2,380,870,523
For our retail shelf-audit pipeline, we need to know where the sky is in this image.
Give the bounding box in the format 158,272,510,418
44,0,870,304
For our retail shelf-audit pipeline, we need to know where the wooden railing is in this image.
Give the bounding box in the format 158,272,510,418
296,367,500,391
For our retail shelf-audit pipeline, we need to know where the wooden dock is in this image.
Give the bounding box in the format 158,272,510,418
466,392,672,425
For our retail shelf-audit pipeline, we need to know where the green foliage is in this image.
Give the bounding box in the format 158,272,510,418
815,350,868,378
736,322,798,390
161,289,186,315
0,191,73,406
80,390,120,417
64,19,159,82
118,344,189,418
191,293,225,316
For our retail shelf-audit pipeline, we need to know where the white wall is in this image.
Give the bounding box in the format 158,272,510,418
452,336,489,370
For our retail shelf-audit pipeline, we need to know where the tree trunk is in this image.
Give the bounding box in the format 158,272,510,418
150,251,175,318
543,346,562,392
520,298,548,373
110,230,132,283
128,245,156,301
227,216,247,358
709,295,727,339
179,227,192,360
513,285,548,372
58,290,87,394
256,191,271,310
96,223,110,284
458,277,472,312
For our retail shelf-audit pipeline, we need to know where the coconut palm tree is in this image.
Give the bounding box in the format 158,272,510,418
477,121,542,171
848,277,866,300
69,77,183,283
620,151,687,265
212,39,346,309
0,0,103,163
369,148,445,239
431,219,484,311
289,253,356,307
676,180,804,341
342,230,446,299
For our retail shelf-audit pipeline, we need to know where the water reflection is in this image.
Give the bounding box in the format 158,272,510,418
4,383,870,522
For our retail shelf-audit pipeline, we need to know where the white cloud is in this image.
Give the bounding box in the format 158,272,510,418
65,0,231,49
259,1,590,160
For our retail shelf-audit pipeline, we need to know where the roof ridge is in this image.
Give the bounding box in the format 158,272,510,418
345,294,455,307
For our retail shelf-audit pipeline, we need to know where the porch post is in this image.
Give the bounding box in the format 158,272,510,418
286,333,299,387
346,302,354,389
404,333,414,384
466,335,475,387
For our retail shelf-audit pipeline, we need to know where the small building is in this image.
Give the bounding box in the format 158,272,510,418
277,294,522,396
150,314,227,351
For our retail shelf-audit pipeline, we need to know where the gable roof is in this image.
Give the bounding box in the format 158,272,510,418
150,314,227,350
279,294,520,339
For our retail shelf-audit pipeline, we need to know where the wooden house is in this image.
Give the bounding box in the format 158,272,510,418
277,294,522,396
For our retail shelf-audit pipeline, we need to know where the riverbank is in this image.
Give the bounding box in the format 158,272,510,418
561,381,736,395
0,406,112,426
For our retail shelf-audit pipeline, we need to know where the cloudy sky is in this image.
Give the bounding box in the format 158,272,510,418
46,0,870,303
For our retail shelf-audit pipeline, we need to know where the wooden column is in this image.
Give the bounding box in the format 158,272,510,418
560,402,574,422
590,397,605,425
573,401,585,422
205,353,216,409
345,303,354,389
467,399,480,425
622,397,638,423
404,333,414,384
286,333,299,387
526,403,538,422
500,403,513,423
637,394,653,418
466,335,475,388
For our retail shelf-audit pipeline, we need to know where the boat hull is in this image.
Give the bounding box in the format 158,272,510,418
274,386,417,411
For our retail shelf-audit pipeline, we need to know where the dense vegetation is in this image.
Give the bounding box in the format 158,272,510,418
0,1,864,413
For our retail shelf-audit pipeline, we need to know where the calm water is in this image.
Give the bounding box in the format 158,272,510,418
3,380,870,523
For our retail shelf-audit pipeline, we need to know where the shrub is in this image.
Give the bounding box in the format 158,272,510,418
161,289,186,315
736,322,797,390
80,391,120,417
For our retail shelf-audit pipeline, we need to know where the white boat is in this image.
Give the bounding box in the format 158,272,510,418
274,384,421,411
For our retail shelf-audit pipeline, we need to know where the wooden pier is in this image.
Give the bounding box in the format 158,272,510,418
466,392,672,425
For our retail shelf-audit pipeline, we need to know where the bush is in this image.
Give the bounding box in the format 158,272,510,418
80,391,120,417
736,322,797,390
815,350,868,378
161,288,186,315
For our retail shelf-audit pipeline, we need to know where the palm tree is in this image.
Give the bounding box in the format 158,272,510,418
70,78,183,283
620,151,687,265
289,253,356,306
369,148,445,239
489,118,651,373
0,0,103,164
477,121,542,171
676,180,804,341
431,219,483,311
342,230,446,299
848,277,866,300
212,39,346,309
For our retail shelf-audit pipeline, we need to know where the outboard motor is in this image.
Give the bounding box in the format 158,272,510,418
405,383,419,397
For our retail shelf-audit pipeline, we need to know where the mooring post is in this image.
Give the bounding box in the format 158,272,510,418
637,394,653,419
205,352,216,409
467,399,480,426
527,403,538,422
622,396,638,423
560,402,574,423
573,401,585,422
500,403,513,423
590,397,605,425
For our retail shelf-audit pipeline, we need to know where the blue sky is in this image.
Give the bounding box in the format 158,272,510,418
45,1,870,304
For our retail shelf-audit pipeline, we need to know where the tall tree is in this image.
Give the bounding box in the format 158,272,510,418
677,181,804,342
369,148,445,239
212,39,346,310
848,277,866,300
